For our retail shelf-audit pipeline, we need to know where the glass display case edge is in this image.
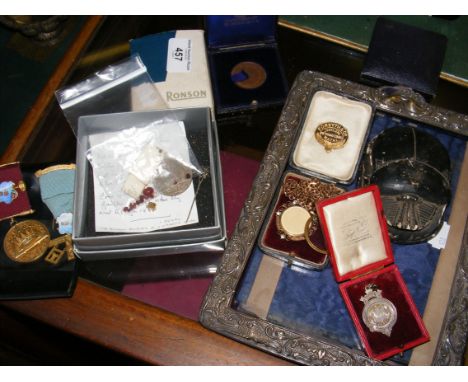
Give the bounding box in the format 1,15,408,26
199,70,468,365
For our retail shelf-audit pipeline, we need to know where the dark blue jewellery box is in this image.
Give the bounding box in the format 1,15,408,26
206,16,289,114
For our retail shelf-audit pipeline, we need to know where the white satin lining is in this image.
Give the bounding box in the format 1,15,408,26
323,192,387,276
293,91,372,182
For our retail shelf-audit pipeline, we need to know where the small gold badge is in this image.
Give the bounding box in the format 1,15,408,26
44,234,75,265
315,122,349,152
3,220,50,263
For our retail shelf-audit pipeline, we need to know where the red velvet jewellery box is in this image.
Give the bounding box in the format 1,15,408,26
316,185,430,360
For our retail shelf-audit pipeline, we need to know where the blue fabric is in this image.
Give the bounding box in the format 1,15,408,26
233,111,467,364
38,169,75,218
130,31,176,83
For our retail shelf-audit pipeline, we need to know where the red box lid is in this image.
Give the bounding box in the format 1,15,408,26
316,185,394,283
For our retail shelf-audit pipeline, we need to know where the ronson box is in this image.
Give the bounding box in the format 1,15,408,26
206,16,289,114
316,185,430,360
0,162,78,300
130,30,215,111
73,107,226,261
200,71,468,365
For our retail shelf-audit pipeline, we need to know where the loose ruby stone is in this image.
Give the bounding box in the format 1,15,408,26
143,187,154,197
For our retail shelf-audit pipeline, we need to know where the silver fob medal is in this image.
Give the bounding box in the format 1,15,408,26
360,284,397,337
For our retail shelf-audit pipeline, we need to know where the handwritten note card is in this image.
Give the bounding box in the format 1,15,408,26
88,121,199,233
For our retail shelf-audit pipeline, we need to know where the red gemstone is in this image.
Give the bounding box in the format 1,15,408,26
143,187,154,197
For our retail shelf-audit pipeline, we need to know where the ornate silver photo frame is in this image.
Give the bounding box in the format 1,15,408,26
200,71,468,365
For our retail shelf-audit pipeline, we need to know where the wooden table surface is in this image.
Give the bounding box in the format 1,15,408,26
2,279,291,365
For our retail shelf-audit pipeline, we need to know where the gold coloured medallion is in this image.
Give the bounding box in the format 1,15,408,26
231,61,267,90
3,220,50,263
276,205,311,241
315,122,349,152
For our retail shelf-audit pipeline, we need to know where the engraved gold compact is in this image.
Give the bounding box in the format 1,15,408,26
275,204,311,241
259,172,343,270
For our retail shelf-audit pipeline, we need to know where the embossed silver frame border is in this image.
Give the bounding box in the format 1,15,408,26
200,71,468,365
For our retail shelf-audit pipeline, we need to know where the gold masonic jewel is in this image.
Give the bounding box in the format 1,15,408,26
360,284,397,337
45,234,75,265
315,122,348,152
3,220,50,263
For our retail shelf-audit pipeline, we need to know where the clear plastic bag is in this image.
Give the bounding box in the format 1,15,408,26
86,119,203,212
55,55,166,134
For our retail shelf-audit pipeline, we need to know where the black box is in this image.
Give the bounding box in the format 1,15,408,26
361,17,447,99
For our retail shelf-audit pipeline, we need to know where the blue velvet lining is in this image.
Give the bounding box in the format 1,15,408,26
233,111,467,364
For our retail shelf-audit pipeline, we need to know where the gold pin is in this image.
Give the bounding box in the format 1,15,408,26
315,122,349,152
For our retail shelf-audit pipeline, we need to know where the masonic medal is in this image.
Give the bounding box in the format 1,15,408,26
315,122,349,152
3,220,50,263
44,234,75,265
360,284,397,337
231,61,267,90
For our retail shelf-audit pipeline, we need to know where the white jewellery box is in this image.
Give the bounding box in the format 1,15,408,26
291,90,374,184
